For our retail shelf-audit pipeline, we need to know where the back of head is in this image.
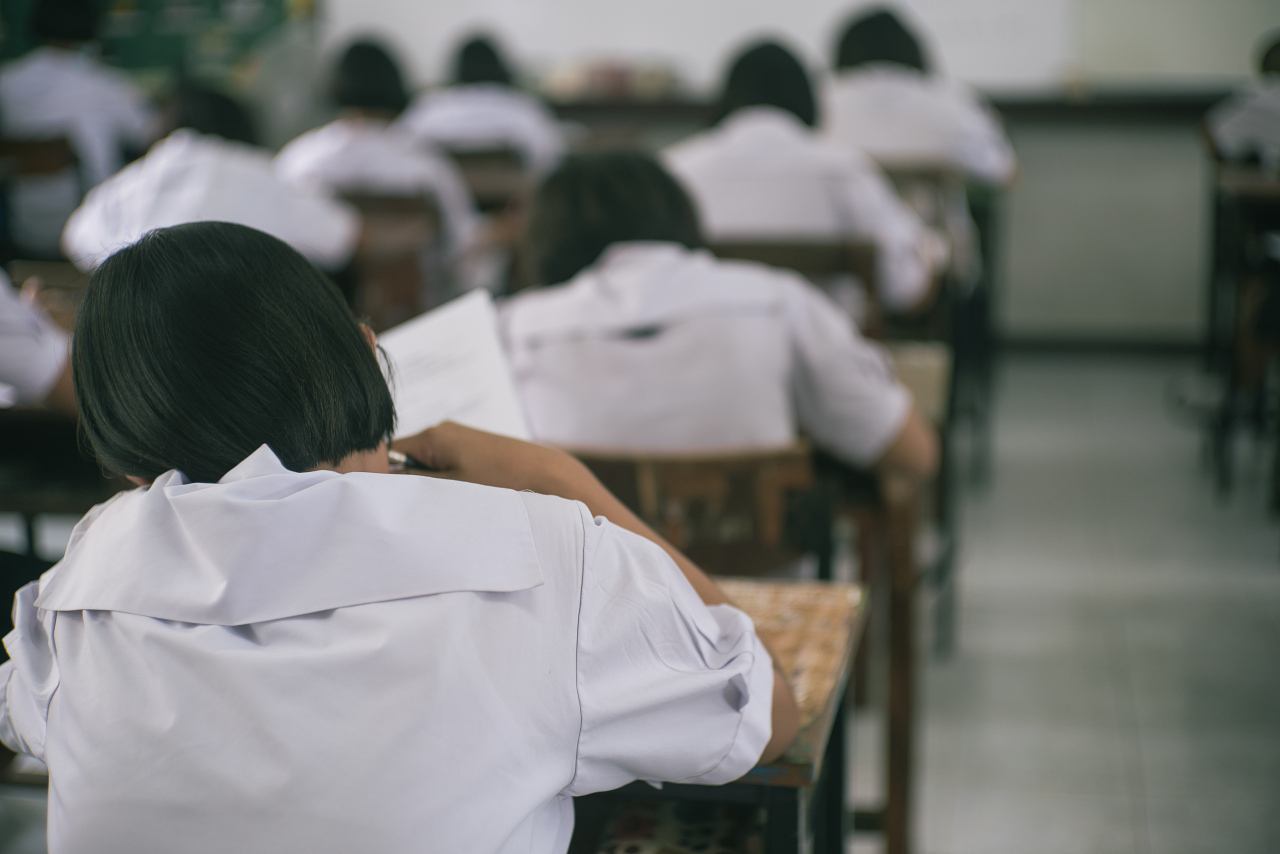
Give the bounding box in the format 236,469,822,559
1261,34,1280,76
454,36,513,86
333,40,410,115
73,222,395,484
717,41,817,127
31,0,100,43
835,8,929,73
167,86,259,146
529,151,703,285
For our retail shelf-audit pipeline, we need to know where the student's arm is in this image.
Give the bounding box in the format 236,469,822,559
393,422,800,763
40,359,77,418
876,403,938,483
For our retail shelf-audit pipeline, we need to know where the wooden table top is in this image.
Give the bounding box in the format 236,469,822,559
1217,165,1280,200
719,578,866,789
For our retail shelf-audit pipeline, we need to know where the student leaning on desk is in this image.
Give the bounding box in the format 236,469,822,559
0,221,799,854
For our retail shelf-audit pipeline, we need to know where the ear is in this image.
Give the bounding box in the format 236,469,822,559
126,475,152,487
360,322,377,355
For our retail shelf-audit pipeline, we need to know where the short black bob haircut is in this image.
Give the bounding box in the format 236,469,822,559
529,151,703,286
73,221,396,484
333,40,410,115
1261,34,1280,76
834,8,929,74
31,0,100,42
167,86,259,146
716,41,817,128
454,36,514,86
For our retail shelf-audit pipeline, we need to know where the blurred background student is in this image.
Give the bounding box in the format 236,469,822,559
501,152,937,483
0,0,156,260
662,41,943,323
1207,34,1280,168
275,40,486,286
398,35,565,175
61,87,360,273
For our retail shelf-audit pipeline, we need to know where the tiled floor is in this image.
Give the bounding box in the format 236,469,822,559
850,354,1280,854
2,354,1277,853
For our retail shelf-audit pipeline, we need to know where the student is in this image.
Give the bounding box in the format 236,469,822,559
0,0,155,258
501,152,937,482
275,40,482,266
663,41,942,318
61,88,359,272
822,8,1015,185
0,221,798,853
0,272,73,414
1207,35,1280,167
398,35,564,174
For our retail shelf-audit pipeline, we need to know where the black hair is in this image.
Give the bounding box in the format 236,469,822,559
31,0,100,42
73,222,396,484
1261,34,1280,75
168,86,258,146
529,152,703,285
333,40,410,115
716,41,817,128
834,8,929,73
454,36,513,86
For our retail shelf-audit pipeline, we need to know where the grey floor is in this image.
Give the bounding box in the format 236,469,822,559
850,354,1280,854
2,354,1278,853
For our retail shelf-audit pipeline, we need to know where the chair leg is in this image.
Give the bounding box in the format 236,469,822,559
885,495,917,854
22,514,36,558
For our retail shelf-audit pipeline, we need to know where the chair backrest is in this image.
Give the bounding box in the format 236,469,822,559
572,443,824,576
6,260,88,332
446,147,530,212
341,192,443,330
708,240,877,288
0,138,77,179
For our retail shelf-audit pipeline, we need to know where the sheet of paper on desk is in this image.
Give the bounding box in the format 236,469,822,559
379,290,531,441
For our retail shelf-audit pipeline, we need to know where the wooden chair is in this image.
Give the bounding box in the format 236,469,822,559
0,137,78,180
340,193,443,331
445,147,531,213
571,443,831,578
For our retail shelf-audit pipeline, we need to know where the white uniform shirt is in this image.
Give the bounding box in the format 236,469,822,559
501,242,912,465
822,64,1016,185
0,47,155,256
662,106,933,314
1208,78,1280,167
0,272,68,406
61,130,360,271
275,118,481,259
0,445,772,854
398,84,565,174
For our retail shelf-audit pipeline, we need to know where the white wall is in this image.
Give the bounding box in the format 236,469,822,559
320,0,1276,96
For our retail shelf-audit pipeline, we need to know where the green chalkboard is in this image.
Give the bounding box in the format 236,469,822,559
0,0,292,90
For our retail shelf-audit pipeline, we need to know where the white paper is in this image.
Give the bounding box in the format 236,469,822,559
378,290,531,440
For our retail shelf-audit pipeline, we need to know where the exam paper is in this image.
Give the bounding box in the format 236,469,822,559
378,290,531,440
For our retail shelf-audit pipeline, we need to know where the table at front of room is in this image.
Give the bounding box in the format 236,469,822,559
570,579,866,854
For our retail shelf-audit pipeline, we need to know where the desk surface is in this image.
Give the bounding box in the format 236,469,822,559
720,579,866,789
1217,165,1280,201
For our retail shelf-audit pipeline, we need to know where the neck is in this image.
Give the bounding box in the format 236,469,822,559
310,443,390,475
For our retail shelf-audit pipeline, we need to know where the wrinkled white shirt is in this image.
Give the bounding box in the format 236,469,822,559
0,445,771,854
1208,78,1280,167
663,107,934,313
822,64,1015,185
61,130,360,271
275,118,481,259
0,47,155,256
0,271,68,406
501,242,911,465
398,83,565,174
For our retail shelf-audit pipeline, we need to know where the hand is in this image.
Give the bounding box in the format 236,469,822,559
391,421,587,495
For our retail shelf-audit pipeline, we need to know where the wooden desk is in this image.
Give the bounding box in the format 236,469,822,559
573,579,865,854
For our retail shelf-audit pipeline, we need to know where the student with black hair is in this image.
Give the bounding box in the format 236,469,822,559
663,40,942,319
399,35,564,174
822,8,1015,185
275,40,482,275
0,0,156,257
61,87,360,272
1207,33,1280,167
0,220,798,852
501,152,938,482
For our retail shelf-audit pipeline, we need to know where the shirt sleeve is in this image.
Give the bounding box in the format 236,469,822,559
265,182,361,271
835,154,933,313
0,273,69,404
0,582,59,760
785,276,913,466
568,512,774,795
